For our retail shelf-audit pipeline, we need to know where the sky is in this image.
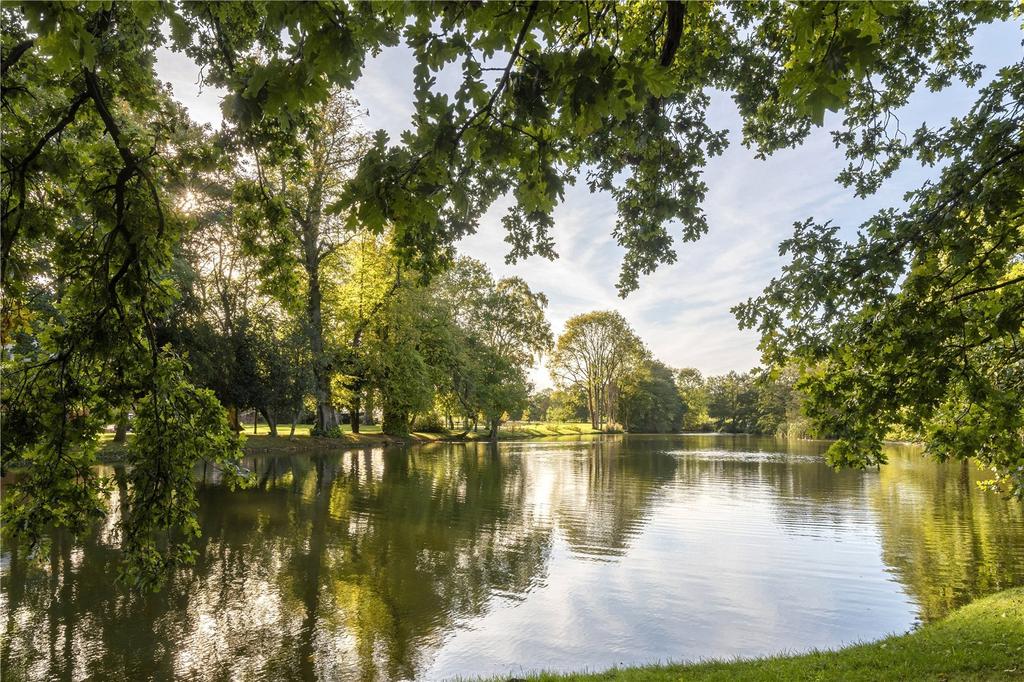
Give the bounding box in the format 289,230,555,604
154,20,1023,388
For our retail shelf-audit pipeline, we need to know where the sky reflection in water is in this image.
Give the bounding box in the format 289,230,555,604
2,435,1022,681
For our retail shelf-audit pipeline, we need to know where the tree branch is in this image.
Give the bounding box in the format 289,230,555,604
1,39,34,77
659,1,685,67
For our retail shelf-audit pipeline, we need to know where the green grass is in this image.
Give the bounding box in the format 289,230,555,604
413,421,605,442
191,421,606,456
241,422,376,437
240,420,604,443
94,421,606,458
497,587,1024,681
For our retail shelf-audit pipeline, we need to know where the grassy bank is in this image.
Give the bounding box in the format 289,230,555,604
500,587,1024,681
238,421,606,453
96,421,608,459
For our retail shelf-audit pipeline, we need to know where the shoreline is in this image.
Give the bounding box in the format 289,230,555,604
4,429,924,469
477,587,1024,681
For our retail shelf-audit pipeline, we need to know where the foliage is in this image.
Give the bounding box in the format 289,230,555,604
677,366,822,437
526,388,554,422
675,368,709,431
545,389,591,424
549,311,647,429
736,63,1024,498
621,360,684,433
427,257,552,438
0,3,249,587
2,0,1019,592
366,283,436,436
118,353,250,589
150,1,1008,293
234,90,369,434
8,2,1004,294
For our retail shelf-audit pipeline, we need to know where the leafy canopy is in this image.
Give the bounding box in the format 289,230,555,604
736,63,1024,498
11,1,1008,292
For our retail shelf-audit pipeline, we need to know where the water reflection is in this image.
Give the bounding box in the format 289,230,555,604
2,436,1022,680
872,451,1024,622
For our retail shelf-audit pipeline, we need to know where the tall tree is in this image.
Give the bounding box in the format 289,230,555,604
236,91,368,435
622,360,685,433
161,171,269,431
433,258,553,440
675,368,709,431
549,311,647,430
333,231,402,434
0,5,248,588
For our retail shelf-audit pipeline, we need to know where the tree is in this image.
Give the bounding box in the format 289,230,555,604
333,230,402,433
736,63,1024,498
549,311,647,430
675,368,709,431
244,317,310,437
159,172,270,432
161,1,1010,293
706,371,759,433
526,388,553,422
433,258,553,441
2,1,1016,587
235,90,368,435
621,360,684,433
546,388,590,423
330,241,447,437
0,5,248,588
755,364,816,439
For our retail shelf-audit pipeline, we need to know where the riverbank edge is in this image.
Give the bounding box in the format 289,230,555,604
83,423,614,462
478,587,1024,681
183,430,921,459
239,428,612,455
13,428,912,467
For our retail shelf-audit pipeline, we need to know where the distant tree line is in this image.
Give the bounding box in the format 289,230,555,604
539,312,819,437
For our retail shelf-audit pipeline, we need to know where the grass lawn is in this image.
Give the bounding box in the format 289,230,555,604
98,421,607,458
229,421,607,455
135,420,602,441
413,422,605,442
500,587,1024,681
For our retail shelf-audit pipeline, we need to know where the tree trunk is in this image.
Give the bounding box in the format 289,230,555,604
362,389,376,425
253,409,258,435
259,407,278,437
113,409,129,444
489,418,500,443
350,396,360,434
227,405,242,432
290,409,299,437
304,212,338,436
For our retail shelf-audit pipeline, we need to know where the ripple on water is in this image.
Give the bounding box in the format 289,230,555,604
2,435,1022,681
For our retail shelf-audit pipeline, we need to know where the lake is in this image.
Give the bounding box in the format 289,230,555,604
2,434,1023,681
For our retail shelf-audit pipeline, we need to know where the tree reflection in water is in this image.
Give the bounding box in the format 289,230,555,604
2,437,1022,681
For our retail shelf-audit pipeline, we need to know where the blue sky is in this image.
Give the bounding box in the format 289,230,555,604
155,20,1023,388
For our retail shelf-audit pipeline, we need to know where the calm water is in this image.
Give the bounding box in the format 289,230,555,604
2,435,1023,681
